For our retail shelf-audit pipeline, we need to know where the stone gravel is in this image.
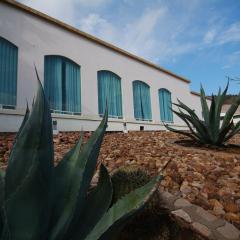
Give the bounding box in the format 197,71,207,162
0,131,239,229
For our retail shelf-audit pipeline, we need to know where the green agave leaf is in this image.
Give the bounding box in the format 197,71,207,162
14,104,30,144
0,168,8,240
174,109,210,142
221,93,240,132
0,169,5,237
200,85,210,124
214,83,228,132
217,121,234,145
173,101,205,130
4,68,54,240
165,124,199,142
208,94,217,143
50,110,108,240
8,105,30,163
85,175,162,240
174,99,200,120
209,84,228,143
173,101,210,142
0,170,4,206
71,164,112,240
169,83,238,145
2,161,39,240
49,134,83,240
224,120,240,142
172,109,200,141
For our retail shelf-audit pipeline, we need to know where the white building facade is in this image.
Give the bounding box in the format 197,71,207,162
0,0,209,132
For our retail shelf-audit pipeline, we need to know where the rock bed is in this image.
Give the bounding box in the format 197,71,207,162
0,131,240,230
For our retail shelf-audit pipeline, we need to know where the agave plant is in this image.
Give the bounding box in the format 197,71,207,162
165,83,240,146
0,69,161,240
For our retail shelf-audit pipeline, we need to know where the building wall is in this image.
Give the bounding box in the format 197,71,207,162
189,93,204,118
0,2,208,132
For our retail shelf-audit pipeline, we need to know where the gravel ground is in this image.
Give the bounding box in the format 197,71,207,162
0,131,239,229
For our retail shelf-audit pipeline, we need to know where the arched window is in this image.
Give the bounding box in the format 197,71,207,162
98,70,122,118
132,80,152,121
0,37,18,108
44,55,81,114
158,88,173,122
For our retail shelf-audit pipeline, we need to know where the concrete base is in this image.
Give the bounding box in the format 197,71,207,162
0,109,188,132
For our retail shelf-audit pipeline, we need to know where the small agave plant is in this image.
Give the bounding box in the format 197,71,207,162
165,83,240,146
0,69,161,240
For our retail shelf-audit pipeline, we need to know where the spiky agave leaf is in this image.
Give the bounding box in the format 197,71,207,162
166,83,240,146
214,83,229,132
165,109,199,141
174,99,199,120
170,106,210,142
49,133,84,240
67,108,108,237
221,93,240,132
14,103,30,144
3,68,54,240
85,175,162,240
175,109,202,141
226,123,240,142
165,124,199,142
208,94,216,143
0,109,30,239
49,109,108,240
0,169,5,236
173,101,210,140
71,164,112,240
200,84,210,124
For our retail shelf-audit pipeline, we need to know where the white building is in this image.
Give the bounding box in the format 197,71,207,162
0,0,210,132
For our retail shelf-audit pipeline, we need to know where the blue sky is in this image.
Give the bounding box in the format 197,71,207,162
18,0,240,95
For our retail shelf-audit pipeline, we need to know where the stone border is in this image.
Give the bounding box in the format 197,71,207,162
161,191,240,240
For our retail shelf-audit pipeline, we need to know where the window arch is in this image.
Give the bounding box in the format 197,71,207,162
132,80,152,121
158,88,173,122
98,70,122,118
0,37,18,108
44,55,81,114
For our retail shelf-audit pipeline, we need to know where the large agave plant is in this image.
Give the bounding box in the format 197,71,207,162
165,83,240,146
0,69,161,240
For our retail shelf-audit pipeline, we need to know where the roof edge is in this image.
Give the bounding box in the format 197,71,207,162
2,0,191,84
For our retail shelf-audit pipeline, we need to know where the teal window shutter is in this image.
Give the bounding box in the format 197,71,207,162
159,88,173,122
44,56,62,111
159,89,165,120
133,81,142,119
65,59,81,113
44,56,81,114
98,70,122,118
132,80,152,121
0,37,18,108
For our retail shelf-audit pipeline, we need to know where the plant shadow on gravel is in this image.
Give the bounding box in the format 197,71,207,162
117,213,204,240
174,139,240,155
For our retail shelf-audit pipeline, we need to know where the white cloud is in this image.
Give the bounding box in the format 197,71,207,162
202,22,240,48
78,6,199,63
78,14,116,42
223,65,230,69
77,0,111,6
223,51,240,69
203,30,216,44
18,0,78,24
16,0,205,63
18,0,111,24
78,8,167,59
121,8,167,57
17,0,240,65
218,22,240,45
